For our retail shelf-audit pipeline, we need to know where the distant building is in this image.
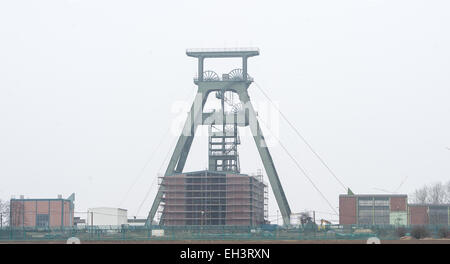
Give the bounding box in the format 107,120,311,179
408,204,450,226
10,193,75,227
339,194,450,226
159,171,267,226
86,207,127,226
73,216,86,226
339,194,408,225
127,218,147,226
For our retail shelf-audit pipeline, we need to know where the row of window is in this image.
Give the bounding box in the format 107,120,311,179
358,198,390,206
36,214,49,227
358,207,390,225
429,210,449,225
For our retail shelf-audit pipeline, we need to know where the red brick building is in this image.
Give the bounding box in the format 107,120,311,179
159,171,267,226
408,204,449,226
339,195,357,225
10,193,75,228
408,204,429,225
339,194,408,225
339,194,450,226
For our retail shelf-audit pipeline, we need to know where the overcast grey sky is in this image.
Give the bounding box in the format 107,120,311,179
0,0,449,223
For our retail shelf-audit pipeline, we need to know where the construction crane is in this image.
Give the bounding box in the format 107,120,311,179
318,219,332,231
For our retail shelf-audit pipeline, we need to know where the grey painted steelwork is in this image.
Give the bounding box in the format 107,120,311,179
186,48,259,58
208,121,241,173
145,49,291,226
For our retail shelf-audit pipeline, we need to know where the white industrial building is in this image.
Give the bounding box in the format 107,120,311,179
86,207,128,226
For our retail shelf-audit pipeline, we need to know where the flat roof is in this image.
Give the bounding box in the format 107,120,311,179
186,47,259,58
339,194,407,198
10,198,72,202
408,203,450,207
128,219,146,223
88,207,127,211
169,170,254,177
11,193,75,202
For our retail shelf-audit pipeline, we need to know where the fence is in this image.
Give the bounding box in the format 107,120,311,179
0,224,449,242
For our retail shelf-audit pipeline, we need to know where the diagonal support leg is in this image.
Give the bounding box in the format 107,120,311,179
175,135,194,173
238,91,292,226
145,91,208,226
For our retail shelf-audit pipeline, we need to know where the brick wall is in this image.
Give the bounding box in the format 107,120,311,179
10,199,74,227
390,197,407,211
339,196,357,225
409,205,428,225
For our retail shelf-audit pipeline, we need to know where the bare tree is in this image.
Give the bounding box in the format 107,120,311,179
446,181,450,203
299,211,313,226
412,186,428,204
0,199,9,227
429,182,447,204
411,181,450,204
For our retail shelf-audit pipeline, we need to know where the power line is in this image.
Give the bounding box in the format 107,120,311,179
254,82,348,192
119,127,171,207
131,88,198,218
134,130,178,218
119,86,196,207
258,116,339,215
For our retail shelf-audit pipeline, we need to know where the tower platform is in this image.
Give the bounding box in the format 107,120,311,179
186,48,259,58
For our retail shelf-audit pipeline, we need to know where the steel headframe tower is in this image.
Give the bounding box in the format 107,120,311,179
146,48,291,226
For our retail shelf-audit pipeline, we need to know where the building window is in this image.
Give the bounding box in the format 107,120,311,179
358,209,373,225
374,199,389,207
36,214,49,227
429,206,449,225
373,208,389,225
358,198,373,206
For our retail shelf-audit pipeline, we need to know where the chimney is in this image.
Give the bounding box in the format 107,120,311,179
57,194,62,199
20,195,24,199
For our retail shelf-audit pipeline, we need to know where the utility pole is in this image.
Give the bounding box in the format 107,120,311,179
1,213,2,228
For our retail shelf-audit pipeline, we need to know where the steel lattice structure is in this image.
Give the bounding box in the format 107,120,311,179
145,48,291,226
